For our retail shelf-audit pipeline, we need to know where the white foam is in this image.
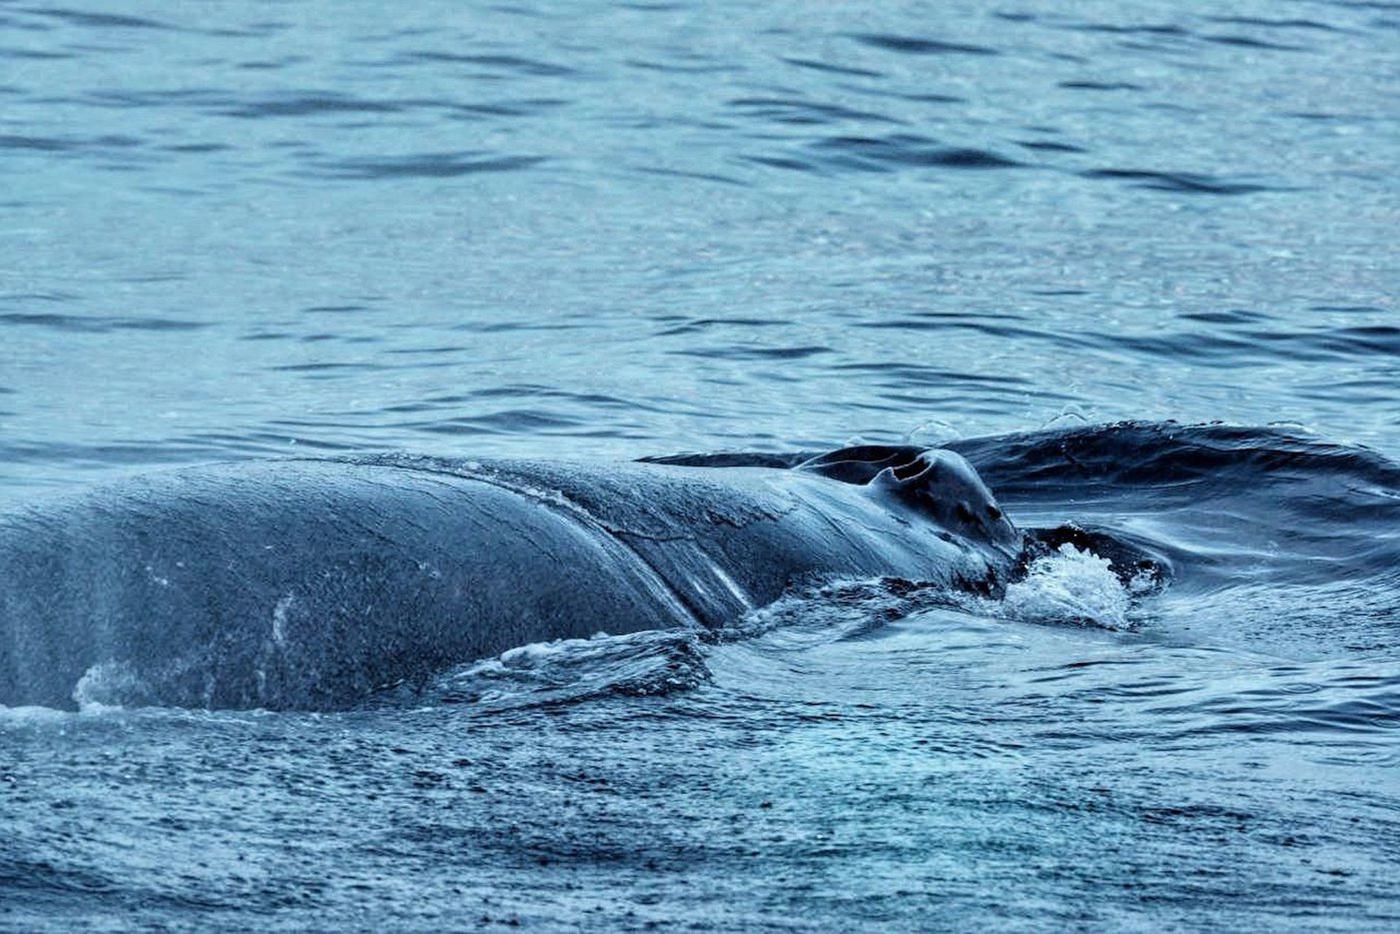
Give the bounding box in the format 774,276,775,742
0,704,72,726
997,543,1134,629
271,593,293,646
490,629,655,671
71,660,151,712
421,627,710,708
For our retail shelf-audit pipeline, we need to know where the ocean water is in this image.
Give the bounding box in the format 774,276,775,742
2,1,1398,929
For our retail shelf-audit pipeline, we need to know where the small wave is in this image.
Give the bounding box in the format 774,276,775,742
850,33,999,56
950,421,1400,504
25,7,170,30
713,577,958,647
726,96,902,127
400,628,712,711
0,312,207,333
0,704,72,727
1057,80,1145,91
397,51,578,78
809,134,1024,173
1017,139,1087,153
780,56,884,78
1201,33,1306,52
1080,168,1278,195
216,93,404,118
311,152,545,180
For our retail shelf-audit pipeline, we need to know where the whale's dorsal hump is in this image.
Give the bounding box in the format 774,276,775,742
799,445,1020,549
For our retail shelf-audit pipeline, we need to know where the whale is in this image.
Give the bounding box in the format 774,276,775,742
0,444,1140,711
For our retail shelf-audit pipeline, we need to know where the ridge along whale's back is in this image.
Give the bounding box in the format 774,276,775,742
0,452,1016,711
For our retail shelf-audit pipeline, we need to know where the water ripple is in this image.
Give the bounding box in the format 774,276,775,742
23,7,171,31
851,33,1000,56
216,94,404,118
1081,168,1279,195
311,152,546,180
726,96,902,126
397,50,579,77
0,313,206,333
804,134,1024,172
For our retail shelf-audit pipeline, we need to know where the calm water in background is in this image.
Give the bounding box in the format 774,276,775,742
2,1,1399,930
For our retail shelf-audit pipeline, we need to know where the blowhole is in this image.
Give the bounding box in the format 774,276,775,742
891,458,929,482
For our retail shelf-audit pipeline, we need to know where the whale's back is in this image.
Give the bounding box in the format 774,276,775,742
0,460,697,709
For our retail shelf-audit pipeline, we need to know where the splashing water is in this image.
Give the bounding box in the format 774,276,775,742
408,628,712,710
999,544,1140,630
71,660,154,712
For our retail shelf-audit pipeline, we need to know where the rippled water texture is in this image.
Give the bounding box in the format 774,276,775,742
2,1,1398,930
2,0,1397,488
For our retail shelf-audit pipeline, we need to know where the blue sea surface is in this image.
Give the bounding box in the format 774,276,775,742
2,1,1398,929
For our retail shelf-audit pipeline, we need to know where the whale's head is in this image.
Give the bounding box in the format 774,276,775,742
871,449,1021,551
799,445,1020,552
